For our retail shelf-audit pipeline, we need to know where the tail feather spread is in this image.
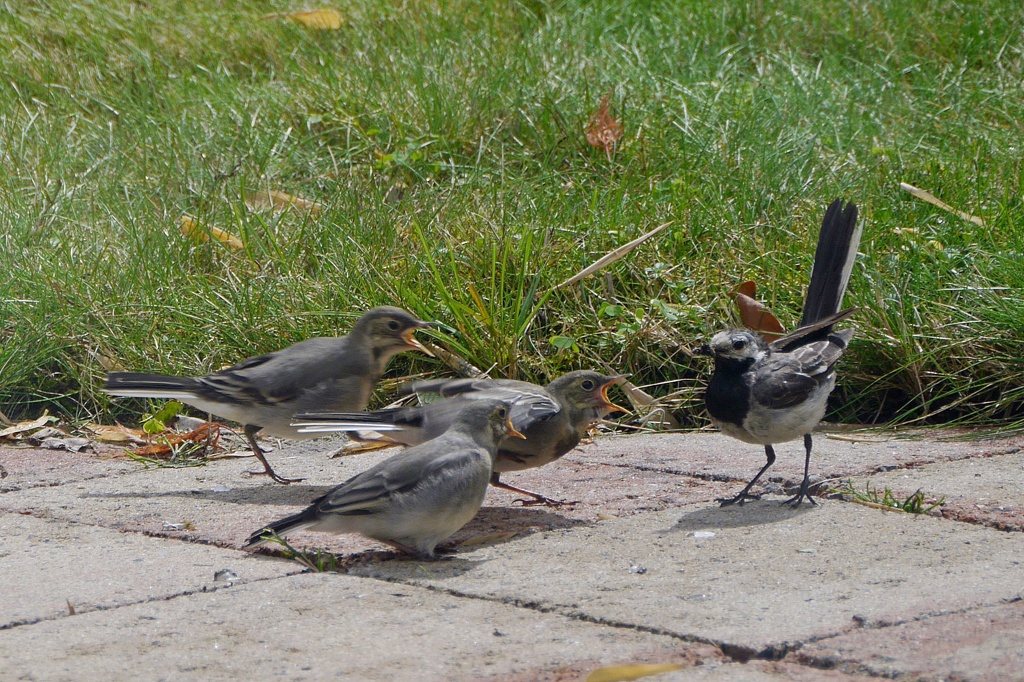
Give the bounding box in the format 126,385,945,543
801,200,861,326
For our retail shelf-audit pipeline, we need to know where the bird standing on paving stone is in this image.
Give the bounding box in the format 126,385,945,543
103,306,434,485
245,399,525,559
696,199,862,507
292,370,629,506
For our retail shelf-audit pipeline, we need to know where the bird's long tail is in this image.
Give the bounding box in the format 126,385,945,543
103,372,202,400
244,507,319,548
801,199,861,326
291,408,421,434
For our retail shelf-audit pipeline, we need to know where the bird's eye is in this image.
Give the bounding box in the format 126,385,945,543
581,380,595,390
387,320,401,331
732,338,747,351
497,408,507,419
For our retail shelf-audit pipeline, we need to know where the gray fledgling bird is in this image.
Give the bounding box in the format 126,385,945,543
697,199,862,507
245,399,525,559
292,370,628,506
103,306,433,484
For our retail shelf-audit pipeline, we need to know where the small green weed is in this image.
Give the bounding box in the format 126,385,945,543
832,479,945,514
256,531,339,573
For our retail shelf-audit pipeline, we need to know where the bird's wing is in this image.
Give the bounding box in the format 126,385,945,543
314,436,480,515
769,308,857,354
752,337,849,409
195,337,363,407
402,378,560,432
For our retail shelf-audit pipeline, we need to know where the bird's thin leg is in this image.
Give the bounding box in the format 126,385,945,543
782,434,818,507
243,424,303,485
717,444,776,507
490,472,577,507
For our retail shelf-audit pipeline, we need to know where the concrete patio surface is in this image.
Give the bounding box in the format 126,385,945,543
1,428,1022,680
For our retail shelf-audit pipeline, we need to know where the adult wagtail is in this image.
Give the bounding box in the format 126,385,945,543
697,199,862,507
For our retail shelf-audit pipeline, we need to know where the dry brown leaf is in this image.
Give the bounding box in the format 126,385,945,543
734,280,757,299
734,295,785,341
730,281,784,341
84,423,149,445
586,93,623,155
900,182,984,226
0,414,55,440
245,189,324,215
265,8,343,30
586,663,684,682
180,214,245,250
329,439,402,458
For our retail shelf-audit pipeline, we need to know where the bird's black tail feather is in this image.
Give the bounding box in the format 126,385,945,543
244,506,320,548
103,372,202,397
801,199,861,326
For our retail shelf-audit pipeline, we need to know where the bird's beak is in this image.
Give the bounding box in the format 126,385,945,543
504,412,527,440
598,375,631,415
693,343,714,357
401,328,435,357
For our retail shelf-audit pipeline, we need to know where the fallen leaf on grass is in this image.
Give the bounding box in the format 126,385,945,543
84,423,149,445
0,414,57,440
900,182,984,226
264,8,343,30
245,190,324,215
586,93,623,157
180,214,244,250
731,281,784,341
586,663,684,682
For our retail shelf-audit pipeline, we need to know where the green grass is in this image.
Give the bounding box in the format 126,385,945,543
1,0,1022,428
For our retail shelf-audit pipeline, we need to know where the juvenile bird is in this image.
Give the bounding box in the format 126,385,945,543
104,306,433,484
697,199,862,507
245,399,524,559
293,370,628,506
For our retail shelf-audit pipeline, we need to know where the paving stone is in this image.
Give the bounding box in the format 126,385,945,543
0,572,712,681
794,600,1024,681
0,512,300,628
349,502,1024,656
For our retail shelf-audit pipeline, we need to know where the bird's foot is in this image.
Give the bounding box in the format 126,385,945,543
716,491,762,507
781,488,818,508
244,469,304,485
511,495,578,508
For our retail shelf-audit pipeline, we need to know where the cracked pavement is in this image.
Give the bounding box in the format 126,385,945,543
1,429,1022,680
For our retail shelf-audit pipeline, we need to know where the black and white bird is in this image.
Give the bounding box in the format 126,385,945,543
697,199,862,507
245,399,524,559
103,306,433,484
292,371,628,506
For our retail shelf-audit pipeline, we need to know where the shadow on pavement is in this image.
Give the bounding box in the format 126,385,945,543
667,499,817,532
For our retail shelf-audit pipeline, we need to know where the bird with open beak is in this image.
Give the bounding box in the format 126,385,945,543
104,306,434,484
